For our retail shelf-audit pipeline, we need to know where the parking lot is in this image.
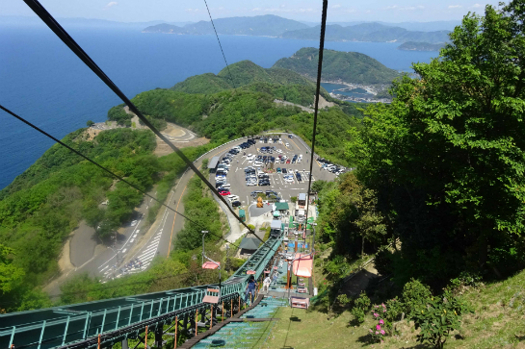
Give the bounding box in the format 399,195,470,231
209,134,339,208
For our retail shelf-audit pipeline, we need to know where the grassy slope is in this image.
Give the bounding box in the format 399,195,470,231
263,269,525,349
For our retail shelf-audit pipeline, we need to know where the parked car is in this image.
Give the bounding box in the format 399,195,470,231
218,190,230,196
228,195,240,202
231,201,242,208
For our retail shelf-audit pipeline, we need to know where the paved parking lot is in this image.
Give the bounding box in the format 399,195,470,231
208,135,337,208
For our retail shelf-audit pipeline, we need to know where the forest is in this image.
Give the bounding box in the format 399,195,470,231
310,3,525,347
0,129,210,311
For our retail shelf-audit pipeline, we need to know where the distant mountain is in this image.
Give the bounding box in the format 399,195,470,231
0,16,192,30
171,60,315,94
144,15,309,37
273,47,402,86
330,20,461,32
397,41,446,51
281,23,450,44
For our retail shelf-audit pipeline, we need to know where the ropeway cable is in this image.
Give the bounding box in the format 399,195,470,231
304,0,328,231
0,104,241,251
22,0,263,243
203,0,237,90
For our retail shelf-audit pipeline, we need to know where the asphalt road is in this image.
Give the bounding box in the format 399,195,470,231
62,133,338,284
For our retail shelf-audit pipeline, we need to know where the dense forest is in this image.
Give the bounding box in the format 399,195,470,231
311,3,525,347
273,47,401,86
0,129,210,311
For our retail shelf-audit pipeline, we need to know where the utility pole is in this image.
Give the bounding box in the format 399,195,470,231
201,231,208,266
226,244,230,272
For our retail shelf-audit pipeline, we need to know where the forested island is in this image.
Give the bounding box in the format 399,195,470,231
143,14,309,37
397,41,446,51
143,15,450,44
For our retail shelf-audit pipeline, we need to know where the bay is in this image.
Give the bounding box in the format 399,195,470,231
0,23,438,190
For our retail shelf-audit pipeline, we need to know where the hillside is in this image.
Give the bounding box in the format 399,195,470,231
281,23,450,43
143,14,309,37
398,41,446,51
273,47,401,86
170,60,338,107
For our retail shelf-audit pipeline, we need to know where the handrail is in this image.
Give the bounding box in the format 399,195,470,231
0,235,282,349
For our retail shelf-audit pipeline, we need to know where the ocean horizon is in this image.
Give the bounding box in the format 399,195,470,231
0,23,437,190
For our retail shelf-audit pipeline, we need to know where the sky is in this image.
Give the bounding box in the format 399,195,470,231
3,0,502,23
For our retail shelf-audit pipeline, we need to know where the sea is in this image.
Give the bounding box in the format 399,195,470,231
0,23,438,190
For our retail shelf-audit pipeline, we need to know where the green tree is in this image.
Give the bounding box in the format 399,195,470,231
86,120,95,127
349,3,525,284
354,187,386,258
0,245,24,294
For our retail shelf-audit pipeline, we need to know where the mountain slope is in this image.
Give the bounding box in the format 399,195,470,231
273,47,401,85
171,60,316,93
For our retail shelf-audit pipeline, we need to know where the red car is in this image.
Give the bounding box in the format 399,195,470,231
286,159,291,164
219,190,230,196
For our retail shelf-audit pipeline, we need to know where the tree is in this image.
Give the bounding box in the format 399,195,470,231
354,188,386,258
350,3,525,283
0,245,25,294
86,120,95,127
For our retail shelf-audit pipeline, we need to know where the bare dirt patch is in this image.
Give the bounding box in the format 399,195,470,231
316,94,336,109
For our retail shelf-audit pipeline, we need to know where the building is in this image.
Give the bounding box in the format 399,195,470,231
207,156,220,173
275,202,289,215
239,237,260,255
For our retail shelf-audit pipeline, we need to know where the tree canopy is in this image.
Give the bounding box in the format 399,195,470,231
349,2,525,285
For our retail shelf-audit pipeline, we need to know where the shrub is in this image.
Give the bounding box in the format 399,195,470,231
290,196,297,203
412,291,468,349
350,291,371,324
368,307,387,343
402,278,432,317
450,271,482,290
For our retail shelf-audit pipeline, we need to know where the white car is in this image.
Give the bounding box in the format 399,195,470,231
254,161,263,166
276,149,283,154
218,183,231,189
246,182,257,186
131,220,138,227
246,154,254,160
228,195,240,202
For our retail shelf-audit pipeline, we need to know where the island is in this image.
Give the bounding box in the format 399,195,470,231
142,15,450,44
397,41,446,51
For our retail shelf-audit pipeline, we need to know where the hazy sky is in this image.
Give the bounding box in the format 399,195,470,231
3,0,502,23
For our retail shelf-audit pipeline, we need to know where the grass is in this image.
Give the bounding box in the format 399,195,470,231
259,255,525,348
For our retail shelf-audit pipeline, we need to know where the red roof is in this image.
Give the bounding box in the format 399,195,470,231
246,270,256,275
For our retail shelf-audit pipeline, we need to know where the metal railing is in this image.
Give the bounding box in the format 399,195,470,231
0,236,282,349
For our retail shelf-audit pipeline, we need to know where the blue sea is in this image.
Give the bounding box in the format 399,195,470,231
0,23,438,190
